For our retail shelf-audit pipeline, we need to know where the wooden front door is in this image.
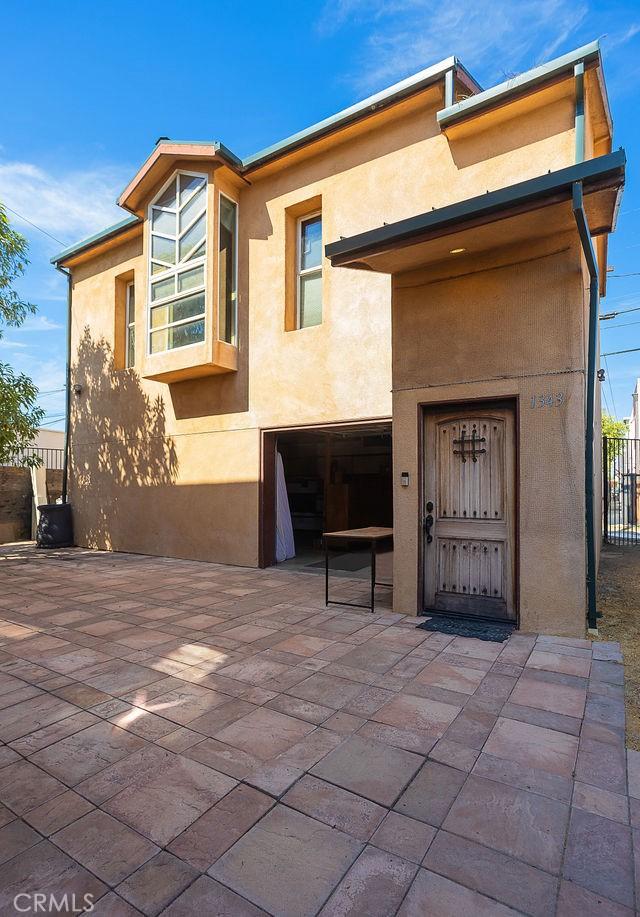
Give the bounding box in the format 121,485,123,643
423,405,516,621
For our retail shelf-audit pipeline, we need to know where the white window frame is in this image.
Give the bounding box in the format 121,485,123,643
218,191,239,347
147,169,208,356
296,211,322,329
125,281,135,368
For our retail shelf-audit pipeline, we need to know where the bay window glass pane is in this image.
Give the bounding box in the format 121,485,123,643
179,174,204,204
151,276,175,302
299,271,322,328
150,304,168,328
170,319,205,349
150,328,168,353
300,215,322,270
179,185,206,232
150,293,204,329
218,196,237,344
155,179,177,209
152,208,175,234
170,292,205,324
186,241,206,261
152,235,175,264
179,213,205,261
152,261,168,275
178,265,204,292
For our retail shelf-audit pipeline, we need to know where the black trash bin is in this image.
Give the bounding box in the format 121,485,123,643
36,503,74,548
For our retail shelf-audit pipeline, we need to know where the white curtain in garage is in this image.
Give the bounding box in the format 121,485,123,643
275,452,296,562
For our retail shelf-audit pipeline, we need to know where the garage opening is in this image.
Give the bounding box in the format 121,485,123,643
262,422,392,577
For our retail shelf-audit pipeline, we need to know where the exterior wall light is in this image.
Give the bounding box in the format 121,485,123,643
449,247,466,254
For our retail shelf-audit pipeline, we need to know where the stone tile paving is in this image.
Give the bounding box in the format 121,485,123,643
0,544,637,915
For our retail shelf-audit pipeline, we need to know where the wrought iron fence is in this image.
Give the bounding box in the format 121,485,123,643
603,436,640,545
2,447,64,470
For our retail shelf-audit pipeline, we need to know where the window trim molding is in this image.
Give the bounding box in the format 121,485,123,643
296,210,322,330
146,168,208,357
218,190,239,347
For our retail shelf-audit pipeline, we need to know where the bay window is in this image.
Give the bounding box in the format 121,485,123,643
148,172,207,354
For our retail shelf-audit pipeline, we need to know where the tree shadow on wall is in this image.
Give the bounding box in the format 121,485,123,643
71,327,178,549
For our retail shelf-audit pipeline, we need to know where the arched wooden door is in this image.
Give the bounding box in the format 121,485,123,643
423,405,516,621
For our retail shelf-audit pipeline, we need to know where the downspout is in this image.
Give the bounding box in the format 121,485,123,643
574,61,585,163
444,67,455,109
572,181,598,632
55,265,72,504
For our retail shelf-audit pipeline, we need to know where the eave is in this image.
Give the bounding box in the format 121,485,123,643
325,150,625,275
51,216,142,268
241,57,481,175
437,40,607,130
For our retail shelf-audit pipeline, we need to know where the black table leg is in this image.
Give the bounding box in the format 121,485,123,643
370,539,376,613
324,538,329,607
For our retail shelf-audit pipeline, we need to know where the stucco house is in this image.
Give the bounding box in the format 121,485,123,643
52,40,624,636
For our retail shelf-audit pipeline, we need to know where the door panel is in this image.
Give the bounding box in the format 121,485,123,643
424,406,516,621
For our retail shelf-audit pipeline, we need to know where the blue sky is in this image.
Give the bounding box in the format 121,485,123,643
1,0,639,427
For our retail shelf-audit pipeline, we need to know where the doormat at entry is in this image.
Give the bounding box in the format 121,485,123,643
417,615,515,642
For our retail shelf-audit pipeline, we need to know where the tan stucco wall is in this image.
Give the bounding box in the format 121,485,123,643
67,84,579,570
391,236,590,635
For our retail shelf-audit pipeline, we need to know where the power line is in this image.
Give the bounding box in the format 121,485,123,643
1,204,68,247
601,347,640,356
608,272,640,278
601,320,640,330
603,355,617,418
600,305,640,320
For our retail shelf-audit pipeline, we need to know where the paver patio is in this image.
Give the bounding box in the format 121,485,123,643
0,544,637,915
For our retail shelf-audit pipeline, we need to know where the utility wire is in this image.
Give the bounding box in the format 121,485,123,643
1,204,69,247
603,355,618,418
600,305,640,320
601,320,640,330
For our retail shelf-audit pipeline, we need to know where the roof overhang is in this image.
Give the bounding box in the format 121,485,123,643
117,141,243,215
242,57,481,175
325,150,625,276
51,215,142,268
437,40,609,132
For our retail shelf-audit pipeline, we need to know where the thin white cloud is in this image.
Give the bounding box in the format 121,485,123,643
18,315,63,333
318,0,590,92
603,22,640,51
0,160,130,246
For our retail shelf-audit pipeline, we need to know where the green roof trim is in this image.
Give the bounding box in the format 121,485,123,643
51,215,141,265
437,40,602,127
242,57,481,170
325,149,626,266
53,40,611,267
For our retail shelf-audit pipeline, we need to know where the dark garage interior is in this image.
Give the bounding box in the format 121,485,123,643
272,422,392,575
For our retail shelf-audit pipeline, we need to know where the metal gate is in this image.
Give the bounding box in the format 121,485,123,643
603,436,640,545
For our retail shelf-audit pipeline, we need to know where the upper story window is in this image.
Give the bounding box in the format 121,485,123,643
218,194,238,346
126,281,135,368
148,171,207,354
297,213,322,328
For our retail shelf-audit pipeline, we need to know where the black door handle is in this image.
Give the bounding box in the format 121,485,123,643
424,513,434,543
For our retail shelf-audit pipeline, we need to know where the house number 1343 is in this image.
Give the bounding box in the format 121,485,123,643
531,393,565,408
